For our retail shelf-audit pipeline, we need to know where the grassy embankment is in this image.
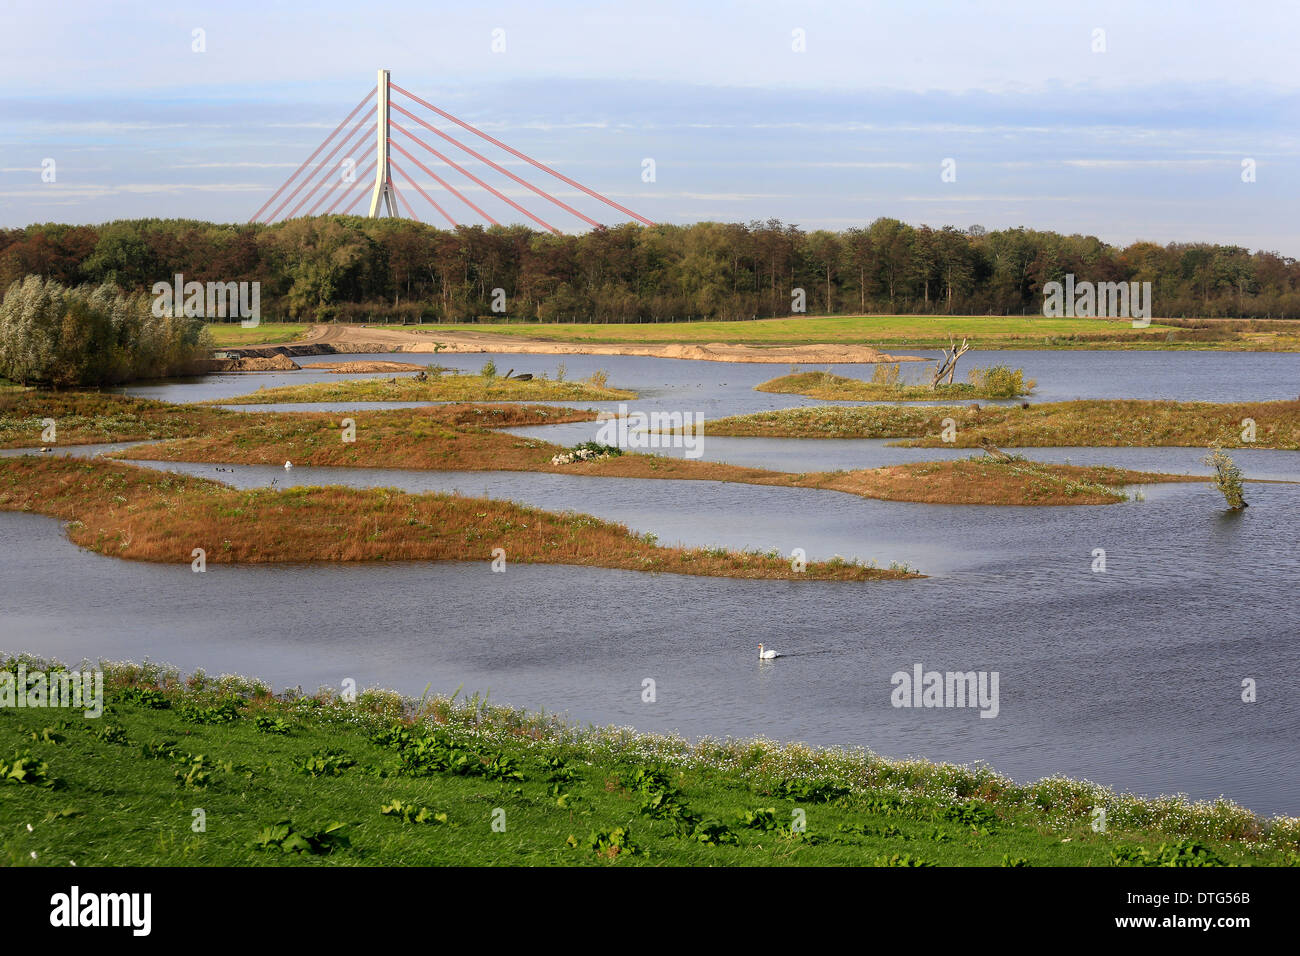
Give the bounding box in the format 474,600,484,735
756,368,1035,401
700,399,1300,450
1,658,1295,867
0,456,909,580
206,372,636,405
204,315,1300,351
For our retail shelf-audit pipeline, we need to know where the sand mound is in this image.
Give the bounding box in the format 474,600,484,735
300,361,429,373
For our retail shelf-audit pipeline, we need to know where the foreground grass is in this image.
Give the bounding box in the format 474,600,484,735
702,399,1300,450
1,659,1294,867
208,373,636,405
0,456,913,580
757,370,1035,401
111,407,1197,505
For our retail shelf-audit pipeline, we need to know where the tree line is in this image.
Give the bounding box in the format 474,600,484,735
2,216,1298,323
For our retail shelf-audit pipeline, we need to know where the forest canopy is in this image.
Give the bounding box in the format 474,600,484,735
2,216,1297,323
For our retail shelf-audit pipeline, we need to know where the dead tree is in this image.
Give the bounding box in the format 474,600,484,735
930,336,971,388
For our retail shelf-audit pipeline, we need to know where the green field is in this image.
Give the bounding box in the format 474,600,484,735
205,315,1300,351
1,660,1295,867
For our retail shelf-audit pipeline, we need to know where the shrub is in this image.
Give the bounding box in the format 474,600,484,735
0,275,210,386
1202,445,1247,509
967,364,1033,398
871,362,901,386
480,359,497,379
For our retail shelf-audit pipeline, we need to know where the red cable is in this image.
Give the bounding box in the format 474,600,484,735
282,120,376,221
391,119,557,233
391,101,598,229
250,86,375,223
390,82,655,226
340,181,373,215
388,133,501,226
322,158,376,215
390,157,457,227
391,181,419,221
304,128,375,217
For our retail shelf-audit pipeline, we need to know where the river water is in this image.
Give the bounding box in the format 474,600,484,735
3,348,1296,814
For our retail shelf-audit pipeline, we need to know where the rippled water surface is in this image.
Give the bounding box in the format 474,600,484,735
3,347,1295,814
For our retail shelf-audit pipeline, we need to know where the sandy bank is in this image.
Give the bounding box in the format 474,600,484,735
227,324,923,364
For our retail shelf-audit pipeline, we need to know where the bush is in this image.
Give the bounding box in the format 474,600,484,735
480,360,497,379
1203,445,1247,509
967,364,1033,398
0,275,210,387
871,362,901,386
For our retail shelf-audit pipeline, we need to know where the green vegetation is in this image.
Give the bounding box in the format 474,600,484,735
205,371,636,405
9,217,1300,329
756,364,1035,401
1,657,1294,866
0,276,210,386
1203,445,1248,509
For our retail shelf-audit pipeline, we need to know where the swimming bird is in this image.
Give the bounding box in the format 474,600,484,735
758,644,779,660
283,460,293,470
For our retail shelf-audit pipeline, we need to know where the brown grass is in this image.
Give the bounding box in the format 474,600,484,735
797,460,1201,506
702,399,1300,450
0,389,235,448
0,390,596,449
112,412,1201,506
0,456,915,580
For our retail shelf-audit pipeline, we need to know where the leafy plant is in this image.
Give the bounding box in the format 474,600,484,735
873,853,935,867
773,778,848,803
481,752,525,782
737,807,779,832
177,699,242,725
252,819,350,855
1111,840,1226,867
1,751,58,788
480,360,497,380
118,687,170,709
380,799,447,825
297,749,355,777
93,724,129,745
572,826,641,859
253,714,290,735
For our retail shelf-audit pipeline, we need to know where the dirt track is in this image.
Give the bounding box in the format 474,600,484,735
231,324,922,364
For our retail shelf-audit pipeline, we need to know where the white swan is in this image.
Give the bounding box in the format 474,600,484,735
283,460,293,470
758,644,779,660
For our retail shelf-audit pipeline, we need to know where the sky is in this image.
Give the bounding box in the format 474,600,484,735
2,0,1298,253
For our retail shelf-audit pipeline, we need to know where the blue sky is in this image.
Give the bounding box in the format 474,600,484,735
2,0,1298,252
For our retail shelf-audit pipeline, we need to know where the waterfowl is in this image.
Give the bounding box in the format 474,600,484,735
758,644,779,660
283,461,293,470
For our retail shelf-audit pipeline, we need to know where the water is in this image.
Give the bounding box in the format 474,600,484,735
5,347,1298,814
119,348,1300,411
2,475,1296,814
